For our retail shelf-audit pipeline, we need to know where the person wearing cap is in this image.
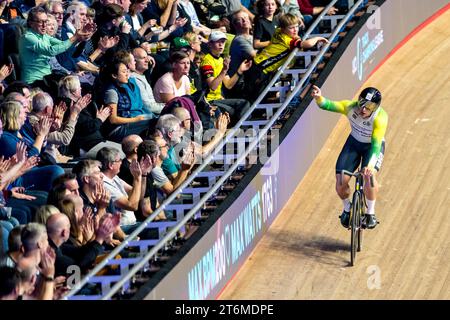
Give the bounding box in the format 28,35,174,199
200,30,252,125
173,36,192,50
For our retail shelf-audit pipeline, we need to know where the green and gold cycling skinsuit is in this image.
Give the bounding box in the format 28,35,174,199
316,96,388,169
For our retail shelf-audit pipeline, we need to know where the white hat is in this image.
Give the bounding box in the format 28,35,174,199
209,30,227,42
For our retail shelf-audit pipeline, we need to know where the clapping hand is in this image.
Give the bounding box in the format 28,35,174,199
0,156,12,174
139,154,153,176
19,156,39,175
53,276,70,299
93,182,111,209
96,213,121,243
34,116,52,138
71,93,92,114
130,159,142,179
51,101,67,130
120,20,132,34
75,22,96,42
0,63,14,82
222,57,231,73
238,59,252,74
96,105,112,122
215,112,229,134
98,35,120,52
181,148,196,171
14,141,28,164
53,101,67,120
80,206,96,242
40,246,56,279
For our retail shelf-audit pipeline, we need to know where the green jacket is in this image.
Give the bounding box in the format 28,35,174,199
19,29,74,84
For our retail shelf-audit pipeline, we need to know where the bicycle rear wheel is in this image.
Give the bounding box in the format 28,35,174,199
350,192,362,266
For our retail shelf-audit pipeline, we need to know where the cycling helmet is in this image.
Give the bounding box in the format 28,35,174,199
358,87,382,112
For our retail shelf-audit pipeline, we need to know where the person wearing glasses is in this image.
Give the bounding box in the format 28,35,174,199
19,6,95,86
311,85,388,229
144,133,195,196
43,0,65,38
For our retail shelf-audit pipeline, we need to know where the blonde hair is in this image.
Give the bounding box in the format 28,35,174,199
156,0,169,10
46,14,58,36
0,101,22,131
183,32,198,45
29,87,44,105
87,7,96,18
279,13,300,29
194,51,205,66
34,205,60,225
58,75,81,100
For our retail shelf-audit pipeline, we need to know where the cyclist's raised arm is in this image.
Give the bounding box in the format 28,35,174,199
367,108,388,169
316,98,354,115
311,85,353,115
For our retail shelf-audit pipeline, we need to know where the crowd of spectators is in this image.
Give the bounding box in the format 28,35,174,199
0,0,343,299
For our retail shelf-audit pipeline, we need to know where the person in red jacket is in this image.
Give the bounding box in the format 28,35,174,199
298,0,348,17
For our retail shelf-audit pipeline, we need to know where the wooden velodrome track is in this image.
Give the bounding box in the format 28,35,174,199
219,9,450,300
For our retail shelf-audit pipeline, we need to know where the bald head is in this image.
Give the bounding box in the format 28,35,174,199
46,213,70,238
172,107,191,131
132,47,146,57
132,47,152,73
121,134,143,157
172,107,189,121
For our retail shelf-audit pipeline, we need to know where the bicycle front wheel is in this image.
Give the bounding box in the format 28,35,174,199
350,192,362,266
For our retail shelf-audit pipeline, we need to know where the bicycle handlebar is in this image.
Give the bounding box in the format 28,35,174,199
339,170,375,188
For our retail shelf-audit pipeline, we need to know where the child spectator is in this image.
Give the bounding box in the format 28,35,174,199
246,13,328,100
253,0,281,50
200,30,252,125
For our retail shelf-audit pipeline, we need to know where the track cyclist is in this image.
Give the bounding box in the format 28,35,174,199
311,85,388,229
